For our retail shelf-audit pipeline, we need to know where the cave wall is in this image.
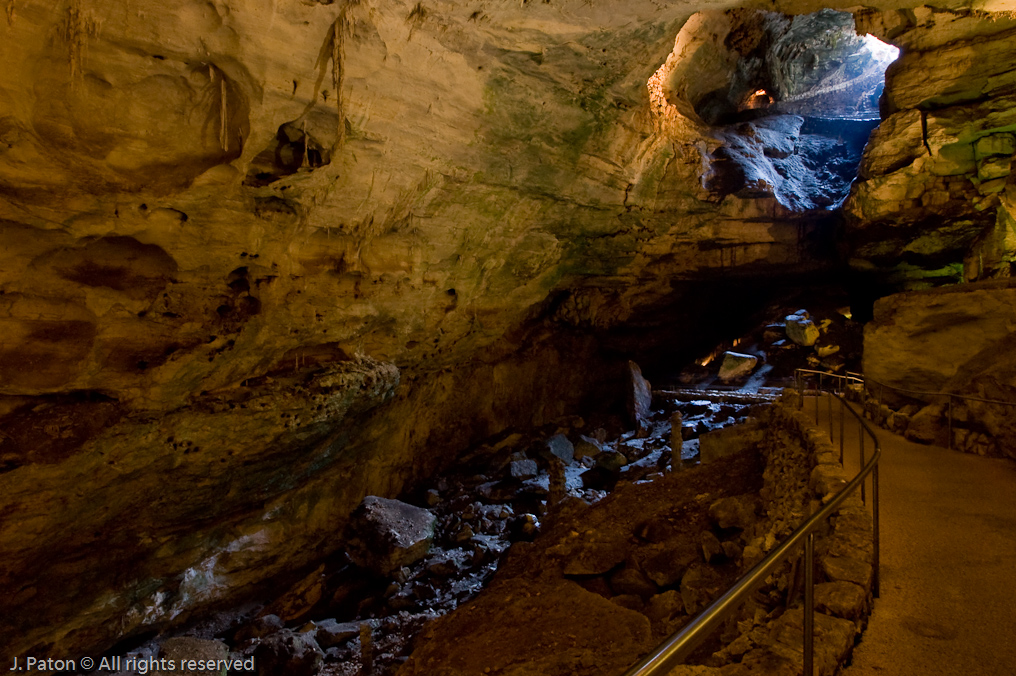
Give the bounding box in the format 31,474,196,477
0,0,1010,658
863,279,1016,458
845,8,1016,287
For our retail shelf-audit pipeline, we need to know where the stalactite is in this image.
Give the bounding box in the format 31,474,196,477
6,0,15,25
332,19,344,148
61,1,100,80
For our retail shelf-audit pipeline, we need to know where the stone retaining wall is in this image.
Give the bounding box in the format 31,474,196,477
673,393,875,676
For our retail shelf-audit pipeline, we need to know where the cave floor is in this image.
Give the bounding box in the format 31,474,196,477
394,449,765,676
812,396,1016,676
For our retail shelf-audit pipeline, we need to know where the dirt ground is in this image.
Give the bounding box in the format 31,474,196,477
395,448,764,676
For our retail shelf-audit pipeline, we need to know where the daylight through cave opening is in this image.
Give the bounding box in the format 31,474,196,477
652,9,900,211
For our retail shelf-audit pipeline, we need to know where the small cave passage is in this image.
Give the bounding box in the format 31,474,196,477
244,121,333,187
657,9,899,211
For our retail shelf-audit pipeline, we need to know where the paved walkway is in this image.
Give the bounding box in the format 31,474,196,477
808,395,1016,676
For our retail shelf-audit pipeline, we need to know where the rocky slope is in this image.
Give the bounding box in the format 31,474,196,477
0,0,1012,660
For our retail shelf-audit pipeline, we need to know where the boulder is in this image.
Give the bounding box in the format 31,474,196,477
699,421,762,464
718,352,758,381
680,564,723,615
708,495,756,531
627,360,653,432
314,619,360,649
253,629,324,676
235,614,285,642
821,555,873,588
345,496,437,575
815,581,868,620
639,540,701,588
721,540,743,560
541,434,575,464
156,637,229,676
785,311,820,346
573,435,603,460
645,589,685,624
609,566,659,599
816,344,840,358
509,458,539,480
595,450,629,472
580,466,619,491
700,531,724,563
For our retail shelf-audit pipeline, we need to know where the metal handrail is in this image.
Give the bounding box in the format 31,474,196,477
621,373,880,676
861,374,1016,406
851,375,1016,451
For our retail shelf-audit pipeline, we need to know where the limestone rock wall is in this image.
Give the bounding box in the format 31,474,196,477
845,8,1016,287
863,279,1016,457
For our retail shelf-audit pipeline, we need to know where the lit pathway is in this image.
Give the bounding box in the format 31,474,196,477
808,395,1016,676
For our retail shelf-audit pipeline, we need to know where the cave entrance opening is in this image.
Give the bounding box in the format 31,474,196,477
654,9,900,211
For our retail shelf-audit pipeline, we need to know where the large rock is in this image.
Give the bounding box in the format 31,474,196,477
509,458,539,480
345,496,436,575
679,564,723,615
315,619,360,649
718,352,758,381
699,421,763,464
627,360,653,432
573,435,603,460
785,310,820,347
865,281,1016,459
253,629,324,676
155,637,229,676
864,281,1016,394
541,434,575,464
708,496,757,531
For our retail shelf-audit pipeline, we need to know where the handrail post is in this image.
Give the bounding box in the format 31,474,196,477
814,380,820,423
860,423,866,505
873,462,880,598
827,392,833,440
804,532,815,676
839,396,845,464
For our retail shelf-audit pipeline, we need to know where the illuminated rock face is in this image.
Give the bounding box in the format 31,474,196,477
864,279,1016,458
0,0,1012,658
844,9,1016,286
